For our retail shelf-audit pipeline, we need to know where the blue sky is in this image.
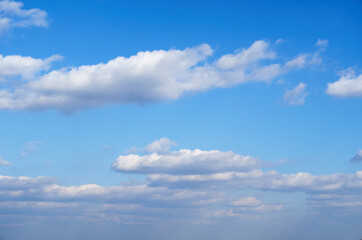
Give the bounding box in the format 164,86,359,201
0,0,361,239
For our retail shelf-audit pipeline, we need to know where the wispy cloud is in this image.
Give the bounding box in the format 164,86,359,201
0,0,48,35
316,39,329,48
350,150,362,163
20,141,42,158
0,157,10,165
283,82,308,106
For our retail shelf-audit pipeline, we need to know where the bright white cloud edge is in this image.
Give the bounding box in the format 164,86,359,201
326,69,362,97
0,40,322,112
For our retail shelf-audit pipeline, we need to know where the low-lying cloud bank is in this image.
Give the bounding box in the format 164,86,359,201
1,138,361,226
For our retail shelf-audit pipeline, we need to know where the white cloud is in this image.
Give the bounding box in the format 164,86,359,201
0,168,361,224
0,54,61,81
145,137,176,153
112,144,261,174
20,141,42,157
148,170,362,193
350,150,362,163
0,140,360,227
0,40,318,112
0,157,10,165
215,40,276,69
0,174,54,190
285,53,321,69
285,54,307,69
0,0,48,35
283,82,308,106
326,69,362,97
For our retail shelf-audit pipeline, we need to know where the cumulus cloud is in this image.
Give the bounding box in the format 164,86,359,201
0,54,61,81
0,0,48,35
0,40,319,112
0,157,10,165
326,69,362,97
2,139,361,225
145,137,176,153
112,144,261,174
350,150,362,163
283,82,308,106
1,161,362,224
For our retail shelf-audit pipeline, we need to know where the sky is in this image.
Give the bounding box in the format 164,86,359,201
0,0,361,239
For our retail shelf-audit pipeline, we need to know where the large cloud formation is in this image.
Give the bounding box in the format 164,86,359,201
0,40,322,112
1,138,362,227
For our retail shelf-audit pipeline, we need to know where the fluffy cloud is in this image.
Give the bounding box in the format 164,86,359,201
2,139,360,226
145,137,176,153
0,173,286,226
0,41,318,112
283,82,308,106
112,145,261,174
326,69,362,97
0,0,48,35
0,54,61,81
350,150,362,163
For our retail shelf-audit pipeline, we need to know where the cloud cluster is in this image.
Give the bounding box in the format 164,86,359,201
1,139,362,226
148,169,362,193
0,40,322,112
0,0,48,35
